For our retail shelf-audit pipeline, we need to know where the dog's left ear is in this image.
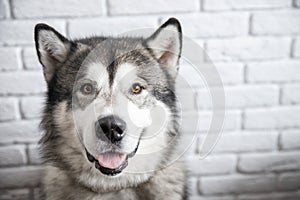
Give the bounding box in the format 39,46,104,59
144,18,182,79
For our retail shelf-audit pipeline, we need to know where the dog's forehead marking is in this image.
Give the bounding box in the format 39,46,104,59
112,63,138,90
85,62,138,91
110,63,139,117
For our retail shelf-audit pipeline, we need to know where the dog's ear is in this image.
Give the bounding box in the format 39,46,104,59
34,23,72,83
144,18,182,79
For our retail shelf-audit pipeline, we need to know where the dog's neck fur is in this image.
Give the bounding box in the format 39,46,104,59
43,159,187,200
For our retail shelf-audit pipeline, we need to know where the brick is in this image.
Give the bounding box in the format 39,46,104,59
182,110,241,133
200,174,276,194
177,62,207,88
206,37,290,61
174,56,243,89
206,131,277,153
194,87,212,110
0,20,65,45
20,96,44,119
0,145,26,167
278,172,300,191
252,10,300,35
0,166,43,189
281,129,300,150
0,98,18,122
28,144,42,165
185,62,244,87
203,0,291,11
165,13,248,38
192,196,235,200
247,60,300,83
238,191,300,200
189,177,199,196
293,37,300,58
223,85,279,108
0,48,21,71
0,189,30,200
68,17,157,38
23,47,42,70
0,0,10,19
282,84,300,104
195,40,205,48
12,0,103,18
177,89,197,111
244,106,300,129
187,154,236,175
0,120,40,144
197,85,279,109
238,152,300,173
0,72,46,95
213,62,244,85
108,0,198,15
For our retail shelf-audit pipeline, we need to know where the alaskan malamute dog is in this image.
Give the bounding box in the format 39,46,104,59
35,18,188,199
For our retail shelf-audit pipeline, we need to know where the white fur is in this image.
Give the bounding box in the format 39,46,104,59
72,61,173,174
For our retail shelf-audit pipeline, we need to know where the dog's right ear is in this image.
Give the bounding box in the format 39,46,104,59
144,18,182,80
34,23,72,83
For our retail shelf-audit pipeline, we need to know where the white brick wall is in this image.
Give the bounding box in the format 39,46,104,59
282,84,300,104
251,10,300,35
0,20,66,45
0,0,299,199
0,98,19,121
0,48,21,71
68,17,158,38
200,174,277,194
164,13,249,38
11,0,104,18
238,152,300,173
294,37,300,57
203,0,291,11
20,96,44,119
206,37,291,61
247,60,300,82
280,129,300,150
108,0,200,15
244,106,300,129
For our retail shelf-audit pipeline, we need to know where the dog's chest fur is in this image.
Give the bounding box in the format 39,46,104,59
44,160,187,200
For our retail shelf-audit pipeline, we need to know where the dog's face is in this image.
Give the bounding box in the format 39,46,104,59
35,18,182,189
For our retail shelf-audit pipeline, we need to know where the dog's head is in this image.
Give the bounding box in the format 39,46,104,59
35,18,182,190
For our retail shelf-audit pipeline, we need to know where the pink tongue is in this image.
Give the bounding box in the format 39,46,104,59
97,153,125,169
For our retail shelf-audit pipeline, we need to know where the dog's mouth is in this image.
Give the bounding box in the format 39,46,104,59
85,142,139,176
86,150,128,176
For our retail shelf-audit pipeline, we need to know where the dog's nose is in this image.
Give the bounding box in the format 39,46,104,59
95,115,126,143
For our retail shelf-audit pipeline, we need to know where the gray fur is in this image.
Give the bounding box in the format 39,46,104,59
35,18,188,200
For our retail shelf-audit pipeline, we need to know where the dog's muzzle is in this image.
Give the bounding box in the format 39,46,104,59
85,140,140,176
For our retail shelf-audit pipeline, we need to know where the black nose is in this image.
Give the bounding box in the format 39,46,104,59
95,115,126,143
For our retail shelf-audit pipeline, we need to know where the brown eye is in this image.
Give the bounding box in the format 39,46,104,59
81,83,94,95
131,83,143,94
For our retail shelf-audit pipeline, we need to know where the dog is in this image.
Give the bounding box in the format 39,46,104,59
35,17,188,200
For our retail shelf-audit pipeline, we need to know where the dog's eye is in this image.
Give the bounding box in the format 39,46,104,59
81,83,94,95
131,83,143,94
